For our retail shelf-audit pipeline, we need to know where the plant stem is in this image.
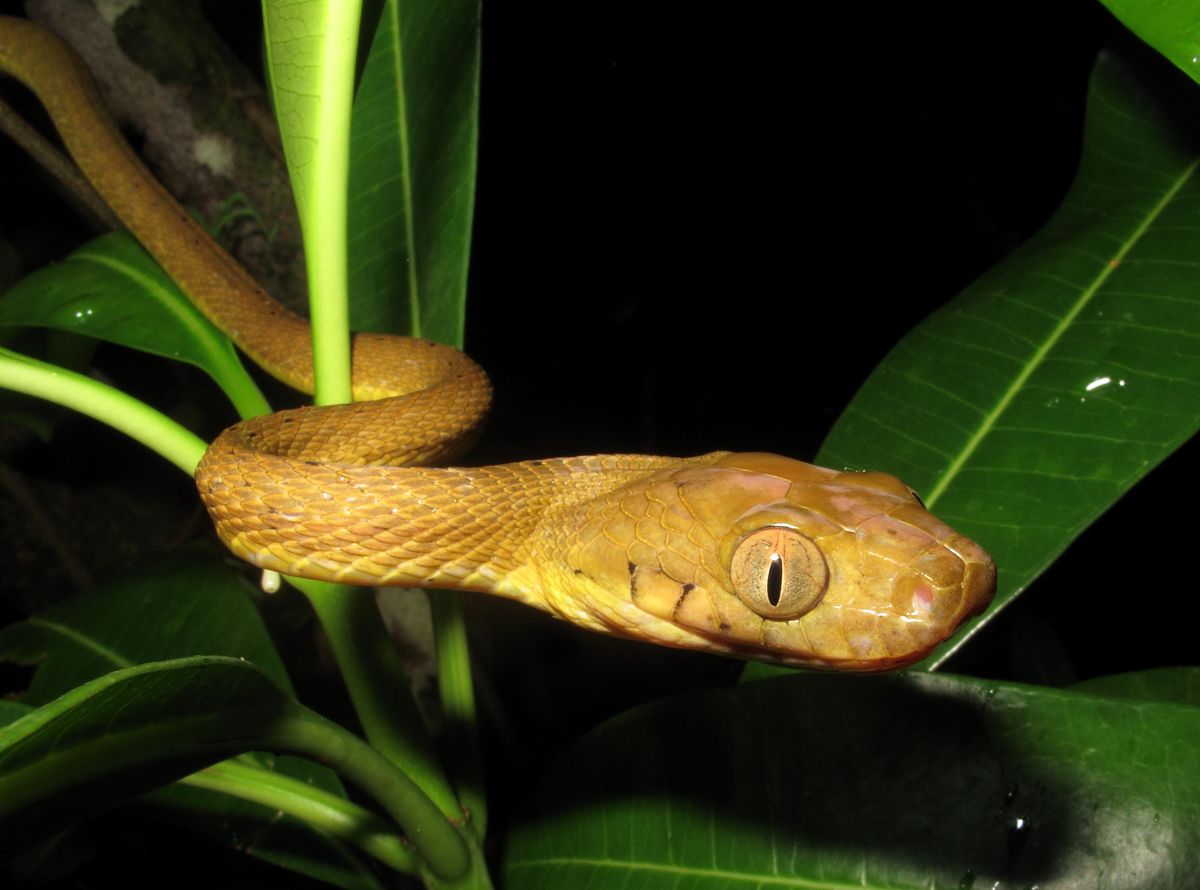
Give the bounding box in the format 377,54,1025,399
268,707,471,881
0,347,206,474
292,577,461,819
181,758,416,873
430,597,486,839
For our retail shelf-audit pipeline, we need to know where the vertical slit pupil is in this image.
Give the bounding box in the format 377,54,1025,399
767,553,783,607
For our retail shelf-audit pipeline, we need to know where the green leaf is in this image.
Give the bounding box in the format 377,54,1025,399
0,656,301,857
0,656,468,879
1072,666,1200,706
346,0,481,346
0,700,32,727
342,3,484,809
0,553,362,882
811,46,1200,669
505,671,1200,889
1098,1,1200,85
0,552,300,704
262,0,362,402
261,0,360,236
0,232,268,418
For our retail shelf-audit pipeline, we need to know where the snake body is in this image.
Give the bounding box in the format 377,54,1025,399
0,17,995,669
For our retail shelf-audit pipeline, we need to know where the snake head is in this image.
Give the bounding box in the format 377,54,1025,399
568,452,995,670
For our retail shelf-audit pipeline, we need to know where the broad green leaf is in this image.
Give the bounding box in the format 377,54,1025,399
0,553,364,883
9,709,384,890
811,46,1200,668
0,232,268,418
0,656,465,878
505,671,1200,889
0,552,300,704
0,700,32,727
346,0,481,346
1098,2,1200,85
1072,666,1200,706
0,656,300,857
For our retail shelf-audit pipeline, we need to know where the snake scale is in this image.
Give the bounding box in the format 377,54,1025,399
0,16,995,670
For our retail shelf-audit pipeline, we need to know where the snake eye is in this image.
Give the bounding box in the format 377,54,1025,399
729,526,828,620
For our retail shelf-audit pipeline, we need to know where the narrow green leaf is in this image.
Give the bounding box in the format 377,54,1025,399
262,0,362,403
343,2,484,824
346,0,481,346
810,46,1200,668
505,672,1200,889
0,328,95,440
0,232,268,419
351,1,488,843
1098,1,1200,85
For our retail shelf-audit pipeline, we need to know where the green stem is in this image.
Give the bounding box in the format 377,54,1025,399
291,577,461,819
262,0,360,406
268,707,470,881
430,597,486,838
0,347,206,474
181,758,416,873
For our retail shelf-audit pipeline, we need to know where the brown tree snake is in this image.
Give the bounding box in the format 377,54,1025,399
0,17,994,670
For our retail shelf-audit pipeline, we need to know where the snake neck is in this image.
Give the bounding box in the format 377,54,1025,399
196,446,716,601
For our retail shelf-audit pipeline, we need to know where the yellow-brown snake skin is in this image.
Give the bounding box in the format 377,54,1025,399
0,17,995,669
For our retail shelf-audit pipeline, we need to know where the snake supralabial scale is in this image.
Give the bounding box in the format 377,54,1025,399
0,16,995,670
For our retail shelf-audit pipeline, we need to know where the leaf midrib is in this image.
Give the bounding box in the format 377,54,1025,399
923,156,1200,509
28,617,132,670
386,3,421,337
507,856,879,889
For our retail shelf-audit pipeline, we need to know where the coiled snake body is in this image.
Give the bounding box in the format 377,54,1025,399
0,17,995,670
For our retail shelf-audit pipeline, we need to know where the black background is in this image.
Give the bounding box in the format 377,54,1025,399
469,3,1109,464
5,0,1198,884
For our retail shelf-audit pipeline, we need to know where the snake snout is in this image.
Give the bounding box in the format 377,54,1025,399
885,533,995,660
957,541,997,621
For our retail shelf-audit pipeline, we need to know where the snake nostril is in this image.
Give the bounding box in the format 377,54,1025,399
911,583,935,615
